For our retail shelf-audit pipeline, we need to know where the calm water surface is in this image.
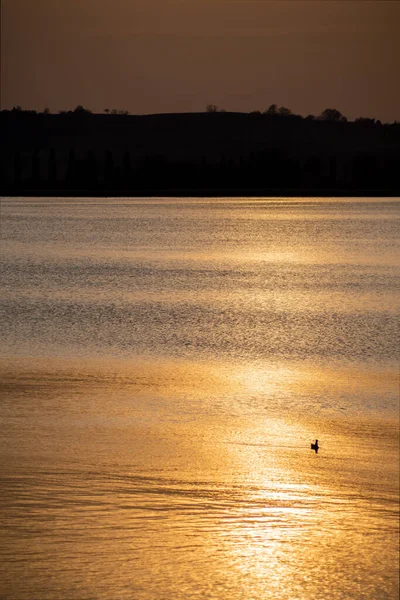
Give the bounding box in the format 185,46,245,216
0,197,399,599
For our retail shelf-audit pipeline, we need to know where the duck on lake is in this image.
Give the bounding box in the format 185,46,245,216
311,439,319,453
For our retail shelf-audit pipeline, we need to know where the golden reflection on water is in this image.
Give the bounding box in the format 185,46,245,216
2,355,396,398
5,241,399,268
1,197,399,598
0,356,399,600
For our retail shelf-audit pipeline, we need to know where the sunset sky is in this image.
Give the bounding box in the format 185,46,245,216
3,0,400,122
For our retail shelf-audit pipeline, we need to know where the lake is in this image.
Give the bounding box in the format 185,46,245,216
0,197,399,600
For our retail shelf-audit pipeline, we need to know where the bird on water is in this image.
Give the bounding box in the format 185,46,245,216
311,439,319,453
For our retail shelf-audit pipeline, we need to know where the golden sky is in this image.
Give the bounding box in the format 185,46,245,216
3,0,400,121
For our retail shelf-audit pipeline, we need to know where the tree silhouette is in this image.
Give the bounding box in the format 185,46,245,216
13,151,22,184
264,104,278,116
32,150,41,183
65,149,76,184
104,150,115,185
74,105,92,115
355,117,376,127
319,108,347,122
123,151,132,182
85,151,98,186
278,106,292,117
48,148,57,183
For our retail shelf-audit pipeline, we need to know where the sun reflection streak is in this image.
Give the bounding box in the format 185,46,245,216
0,353,398,600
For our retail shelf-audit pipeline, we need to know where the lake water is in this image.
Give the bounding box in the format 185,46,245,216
0,197,399,600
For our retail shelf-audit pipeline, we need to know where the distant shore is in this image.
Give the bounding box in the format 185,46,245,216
2,111,399,199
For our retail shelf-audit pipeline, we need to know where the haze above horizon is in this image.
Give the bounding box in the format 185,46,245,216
2,0,400,123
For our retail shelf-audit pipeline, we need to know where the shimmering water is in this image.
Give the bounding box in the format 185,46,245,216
0,197,399,600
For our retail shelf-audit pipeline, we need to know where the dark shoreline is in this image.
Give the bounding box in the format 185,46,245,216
2,112,400,199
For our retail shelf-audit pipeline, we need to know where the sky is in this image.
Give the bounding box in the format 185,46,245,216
2,0,400,122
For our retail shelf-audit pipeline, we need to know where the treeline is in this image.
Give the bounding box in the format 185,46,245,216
2,103,399,125
1,108,399,195
5,146,399,195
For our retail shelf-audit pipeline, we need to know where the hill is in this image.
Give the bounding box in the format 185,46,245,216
1,110,399,195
